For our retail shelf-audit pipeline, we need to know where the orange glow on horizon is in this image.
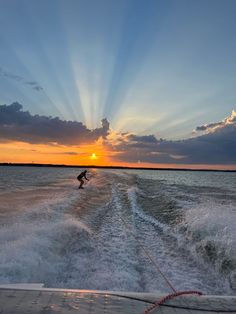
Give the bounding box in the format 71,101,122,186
0,139,113,166
0,140,236,171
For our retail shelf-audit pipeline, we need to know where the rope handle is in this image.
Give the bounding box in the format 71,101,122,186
142,290,203,314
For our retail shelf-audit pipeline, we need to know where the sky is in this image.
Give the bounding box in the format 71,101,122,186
0,0,235,169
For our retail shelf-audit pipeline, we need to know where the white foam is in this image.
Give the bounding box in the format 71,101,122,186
0,183,94,285
124,183,234,294
127,186,172,233
0,169,235,294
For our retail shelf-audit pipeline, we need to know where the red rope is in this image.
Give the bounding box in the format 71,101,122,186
142,290,203,314
118,214,177,293
116,206,203,314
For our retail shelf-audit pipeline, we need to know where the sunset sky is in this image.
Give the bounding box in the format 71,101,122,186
0,0,235,169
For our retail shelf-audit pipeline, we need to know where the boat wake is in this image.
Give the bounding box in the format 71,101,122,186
0,169,235,295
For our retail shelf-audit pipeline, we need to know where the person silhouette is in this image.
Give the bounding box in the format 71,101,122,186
77,170,89,189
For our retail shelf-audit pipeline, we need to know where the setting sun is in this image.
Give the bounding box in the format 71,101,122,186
90,153,98,160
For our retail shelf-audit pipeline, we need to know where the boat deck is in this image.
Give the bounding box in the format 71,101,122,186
0,285,235,313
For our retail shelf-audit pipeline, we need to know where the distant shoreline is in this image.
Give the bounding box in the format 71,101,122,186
0,162,235,172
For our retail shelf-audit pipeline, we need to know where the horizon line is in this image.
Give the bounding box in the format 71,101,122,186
1,162,236,173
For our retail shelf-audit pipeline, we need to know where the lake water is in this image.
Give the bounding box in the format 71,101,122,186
0,166,235,295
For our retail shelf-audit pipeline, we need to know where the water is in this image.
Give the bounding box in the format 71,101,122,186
0,166,235,295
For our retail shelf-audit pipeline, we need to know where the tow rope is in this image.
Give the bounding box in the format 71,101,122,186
143,291,203,314
118,214,177,293
117,214,202,314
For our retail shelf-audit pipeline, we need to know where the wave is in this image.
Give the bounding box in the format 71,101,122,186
131,174,236,293
0,168,235,294
0,185,93,286
175,201,236,291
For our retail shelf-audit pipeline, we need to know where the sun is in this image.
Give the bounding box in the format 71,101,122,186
89,153,98,160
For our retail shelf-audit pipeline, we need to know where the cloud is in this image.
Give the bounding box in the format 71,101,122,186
0,102,109,145
195,110,236,132
48,151,79,155
0,67,43,92
91,118,110,139
107,110,236,165
25,81,43,91
0,67,22,81
127,134,158,144
1,103,235,166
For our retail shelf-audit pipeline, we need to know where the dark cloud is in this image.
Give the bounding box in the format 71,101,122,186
127,134,158,144
0,67,22,81
1,102,235,166
0,102,109,145
25,81,44,91
0,67,43,92
32,86,43,91
110,110,236,165
196,121,224,131
91,118,110,139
